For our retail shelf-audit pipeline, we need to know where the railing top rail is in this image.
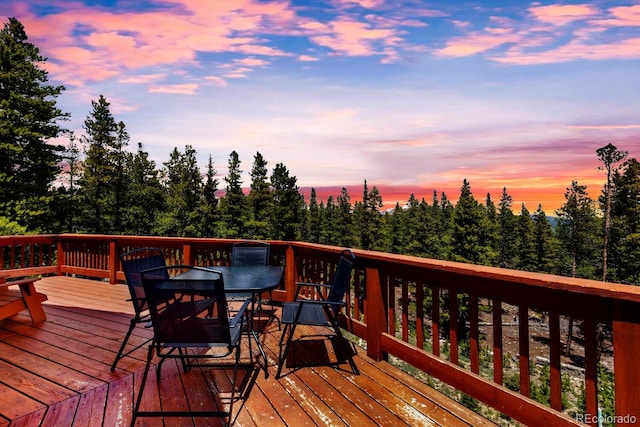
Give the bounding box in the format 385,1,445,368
4,234,640,303
343,248,640,304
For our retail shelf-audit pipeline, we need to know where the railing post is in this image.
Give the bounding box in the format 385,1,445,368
613,300,640,425
365,266,385,361
183,244,192,265
108,241,117,284
56,238,64,277
284,245,296,302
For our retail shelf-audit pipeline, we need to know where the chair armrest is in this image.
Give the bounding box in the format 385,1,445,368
294,281,331,298
229,298,251,328
294,299,344,308
294,281,331,288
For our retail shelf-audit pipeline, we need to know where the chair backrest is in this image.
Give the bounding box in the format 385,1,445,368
120,248,168,314
141,265,231,345
327,250,355,313
231,241,270,266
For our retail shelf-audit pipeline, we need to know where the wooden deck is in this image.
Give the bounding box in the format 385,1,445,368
0,276,496,427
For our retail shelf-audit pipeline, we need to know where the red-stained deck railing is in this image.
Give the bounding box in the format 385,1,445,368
2,234,639,426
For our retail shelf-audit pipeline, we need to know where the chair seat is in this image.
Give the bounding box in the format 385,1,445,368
168,298,214,319
162,321,244,349
281,302,327,326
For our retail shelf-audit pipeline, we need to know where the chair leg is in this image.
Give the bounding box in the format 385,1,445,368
227,344,241,426
276,322,297,378
131,344,154,427
111,318,137,371
250,328,268,378
268,291,281,330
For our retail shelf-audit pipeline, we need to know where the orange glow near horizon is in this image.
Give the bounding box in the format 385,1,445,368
301,175,605,214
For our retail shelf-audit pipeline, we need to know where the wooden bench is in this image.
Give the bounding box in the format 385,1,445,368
0,276,47,322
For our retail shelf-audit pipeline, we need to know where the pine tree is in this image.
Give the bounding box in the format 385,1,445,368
200,155,219,237
270,162,303,240
452,179,494,264
532,204,557,273
438,192,454,260
111,121,130,232
386,202,406,254
403,194,422,256
596,143,627,282
306,188,321,243
158,145,202,236
78,95,119,233
498,188,517,268
515,203,536,271
320,196,337,245
246,152,272,239
484,193,500,266
218,151,247,238
610,158,640,284
0,17,68,232
123,142,164,236
555,181,601,279
335,188,354,247
354,180,383,250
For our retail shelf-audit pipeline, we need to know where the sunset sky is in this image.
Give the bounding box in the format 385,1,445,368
2,0,638,211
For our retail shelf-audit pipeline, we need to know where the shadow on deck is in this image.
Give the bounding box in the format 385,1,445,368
0,276,496,426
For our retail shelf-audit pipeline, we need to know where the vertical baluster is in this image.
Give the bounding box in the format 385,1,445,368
583,318,598,426
519,305,530,397
432,286,440,356
353,269,361,319
493,298,503,385
416,282,424,349
470,294,479,374
38,244,44,267
387,274,395,335
449,290,458,364
401,278,408,341
549,311,562,411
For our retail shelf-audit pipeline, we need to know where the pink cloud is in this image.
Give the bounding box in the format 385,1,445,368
336,0,386,9
530,4,599,26
310,17,399,56
494,36,640,64
436,3,640,64
436,30,518,56
204,76,228,87
149,83,199,95
235,57,270,67
600,5,640,26
119,74,166,84
12,0,302,86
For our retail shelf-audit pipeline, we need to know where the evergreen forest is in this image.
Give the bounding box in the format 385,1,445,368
2,17,640,286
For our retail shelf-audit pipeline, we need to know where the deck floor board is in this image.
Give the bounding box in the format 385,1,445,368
0,276,497,426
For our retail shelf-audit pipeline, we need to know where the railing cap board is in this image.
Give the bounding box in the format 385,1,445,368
347,248,640,304
7,234,640,303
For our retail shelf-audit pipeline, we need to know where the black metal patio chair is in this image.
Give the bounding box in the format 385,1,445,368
276,249,359,378
111,247,168,371
229,240,280,330
131,265,251,426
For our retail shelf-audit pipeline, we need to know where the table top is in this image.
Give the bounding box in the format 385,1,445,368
171,265,284,293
